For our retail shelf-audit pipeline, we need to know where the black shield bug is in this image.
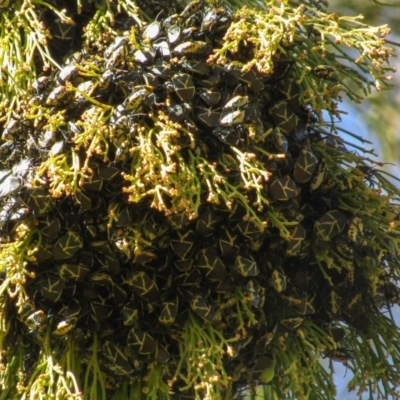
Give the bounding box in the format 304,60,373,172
171,73,196,102
293,150,318,184
269,176,298,201
315,210,347,241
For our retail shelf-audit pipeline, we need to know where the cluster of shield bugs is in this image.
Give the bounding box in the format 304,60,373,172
1,1,399,398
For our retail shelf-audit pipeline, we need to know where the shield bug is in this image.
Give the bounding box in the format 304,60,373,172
98,69,114,91
127,328,157,355
57,65,78,84
51,18,76,41
34,241,53,263
74,190,92,211
199,89,221,106
155,343,170,364
269,176,298,201
46,85,69,106
122,302,139,326
219,226,240,258
201,5,232,33
168,102,191,122
271,267,287,293
167,24,181,45
275,79,300,110
52,318,76,336
112,283,127,306
143,20,162,41
269,101,298,135
2,118,19,140
190,294,215,323
110,114,129,137
196,246,227,282
125,86,153,111
323,348,352,366
106,44,128,68
195,107,221,127
58,300,81,321
315,210,347,241
180,0,203,17
130,271,159,302
38,129,56,148
309,161,327,192
53,231,83,260
290,294,316,315
335,237,354,260
58,263,90,281
325,290,340,315
99,165,119,181
347,216,363,242
199,70,221,87
196,208,220,237
174,258,193,272
104,36,128,58
263,324,278,346
26,310,47,331
173,41,208,55
112,206,131,229
324,136,347,153
89,272,114,287
177,268,202,289
270,128,288,153
74,80,96,103
387,205,400,220
381,282,400,304
320,175,337,192
286,224,306,256
0,174,22,198
134,48,157,65
171,73,195,102
240,70,264,92
153,40,172,59
293,150,318,184
170,230,195,259
234,253,259,277
91,297,113,320
133,249,156,265
159,298,179,325
223,62,241,79
220,110,245,126
50,140,64,157
63,281,77,298
223,95,249,110
40,275,65,302
19,188,54,214
18,302,36,323
92,241,113,255
235,218,264,241
243,280,264,308
324,327,346,343
183,59,211,76
81,170,103,192
163,13,181,28
102,341,134,376
68,121,83,137
312,65,339,82
32,76,50,94
167,212,190,230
